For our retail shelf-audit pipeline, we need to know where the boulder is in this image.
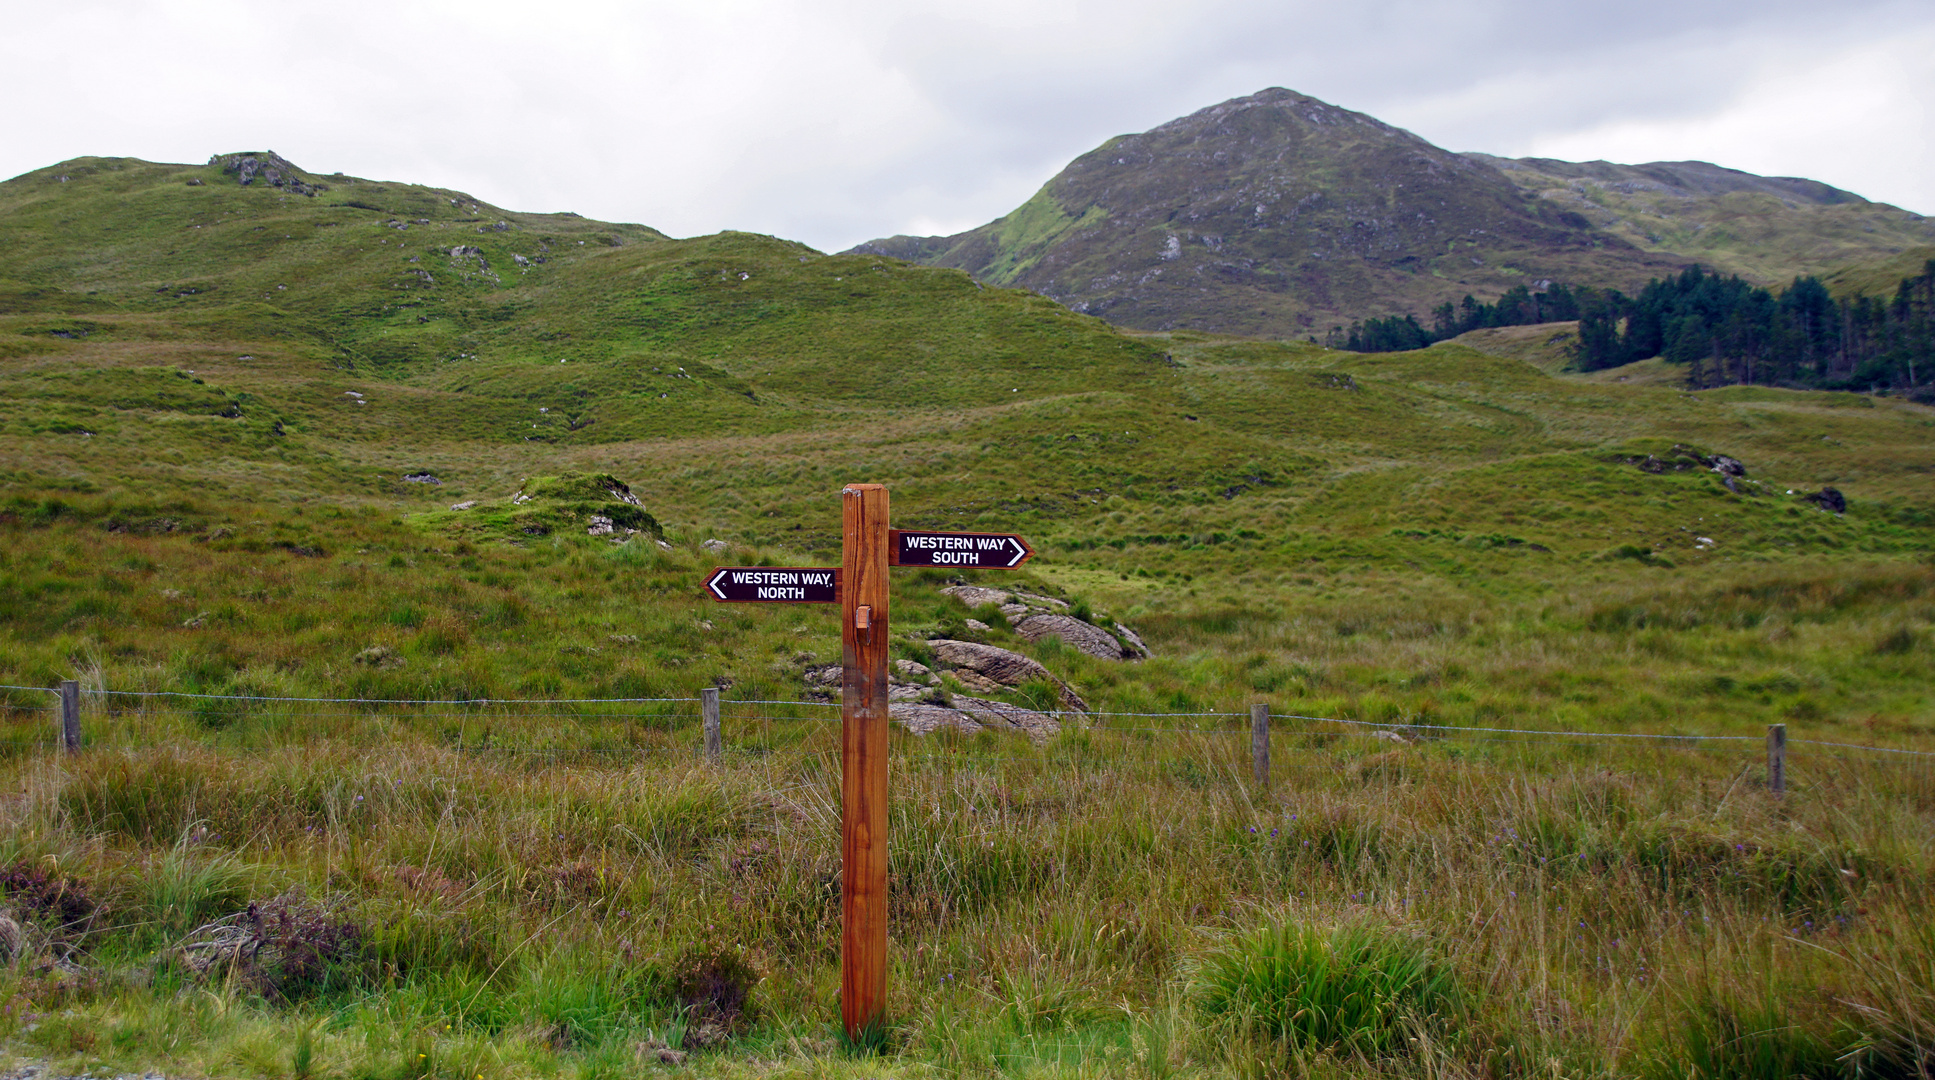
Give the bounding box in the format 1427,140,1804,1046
892,703,983,736
1013,613,1129,661
927,639,1088,711
940,584,1068,614
940,584,1010,609
211,151,322,196
952,696,1062,740
928,638,1050,686
951,670,1008,696
1807,487,1847,514
890,697,1061,741
805,662,938,704
1010,591,1069,611
939,583,1144,656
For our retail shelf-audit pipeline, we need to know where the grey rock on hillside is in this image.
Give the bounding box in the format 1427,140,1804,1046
891,697,1062,741
1013,613,1135,661
927,639,1089,712
940,583,1145,660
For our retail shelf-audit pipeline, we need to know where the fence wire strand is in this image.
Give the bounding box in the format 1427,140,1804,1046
0,686,1927,762
85,689,698,705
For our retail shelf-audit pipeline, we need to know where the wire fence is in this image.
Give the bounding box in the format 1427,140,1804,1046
0,682,1930,778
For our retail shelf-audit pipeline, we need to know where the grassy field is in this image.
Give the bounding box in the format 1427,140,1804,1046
1,153,1933,1078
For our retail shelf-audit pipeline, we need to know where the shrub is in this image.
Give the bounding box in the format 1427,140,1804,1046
175,890,365,1002
247,892,364,998
0,860,97,932
1196,920,1461,1058
671,942,760,1049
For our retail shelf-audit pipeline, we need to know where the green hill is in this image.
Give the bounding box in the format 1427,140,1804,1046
1473,155,1935,286
3,147,1933,705
3,145,1935,1080
1822,243,1935,299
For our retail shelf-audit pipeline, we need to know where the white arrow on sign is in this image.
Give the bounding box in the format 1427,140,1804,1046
707,568,730,599
1000,537,1027,567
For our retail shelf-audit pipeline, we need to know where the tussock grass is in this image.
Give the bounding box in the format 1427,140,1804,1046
2,151,1933,1077
0,723,1927,1077
1196,919,1462,1060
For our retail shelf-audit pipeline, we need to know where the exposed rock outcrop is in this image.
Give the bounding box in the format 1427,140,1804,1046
939,584,1146,660
1013,613,1135,661
889,696,1062,741
927,639,1088,711
210,152,323,196
1806,487,1847,514
940,584,1067,612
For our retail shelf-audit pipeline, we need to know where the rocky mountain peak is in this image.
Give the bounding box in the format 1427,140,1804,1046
850,87,1675,337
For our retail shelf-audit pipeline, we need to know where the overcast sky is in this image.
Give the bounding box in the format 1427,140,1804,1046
4,0,1930,252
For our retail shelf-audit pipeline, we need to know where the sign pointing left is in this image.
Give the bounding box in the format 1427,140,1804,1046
705,566,841,603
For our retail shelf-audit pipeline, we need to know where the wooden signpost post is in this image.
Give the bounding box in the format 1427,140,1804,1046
704,484,1032,1040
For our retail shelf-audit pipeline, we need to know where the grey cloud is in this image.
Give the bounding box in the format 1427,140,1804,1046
2,0,1929,252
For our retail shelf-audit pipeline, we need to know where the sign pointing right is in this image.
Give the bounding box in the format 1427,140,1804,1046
889,529,1033,568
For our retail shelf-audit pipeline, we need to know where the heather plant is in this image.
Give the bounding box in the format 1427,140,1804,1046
0,860,98,934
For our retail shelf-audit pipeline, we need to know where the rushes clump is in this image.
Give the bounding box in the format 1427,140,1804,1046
1197,919,1461,1059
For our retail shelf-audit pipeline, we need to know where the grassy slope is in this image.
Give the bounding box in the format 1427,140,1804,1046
1823,244,1935,299
1,154,1933,1079
1479,158,1935,287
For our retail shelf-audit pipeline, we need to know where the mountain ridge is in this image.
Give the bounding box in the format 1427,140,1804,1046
851,88,1935,337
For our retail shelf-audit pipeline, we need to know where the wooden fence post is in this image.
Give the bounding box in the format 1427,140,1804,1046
1251,703,1270,788
702,687,721,762
840,483,891,1042
1767,723,1786,796
59,680,80,753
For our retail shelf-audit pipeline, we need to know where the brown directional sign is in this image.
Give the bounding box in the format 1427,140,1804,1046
690,492,1033,1042
705,566,840,603
889,530,1033,568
